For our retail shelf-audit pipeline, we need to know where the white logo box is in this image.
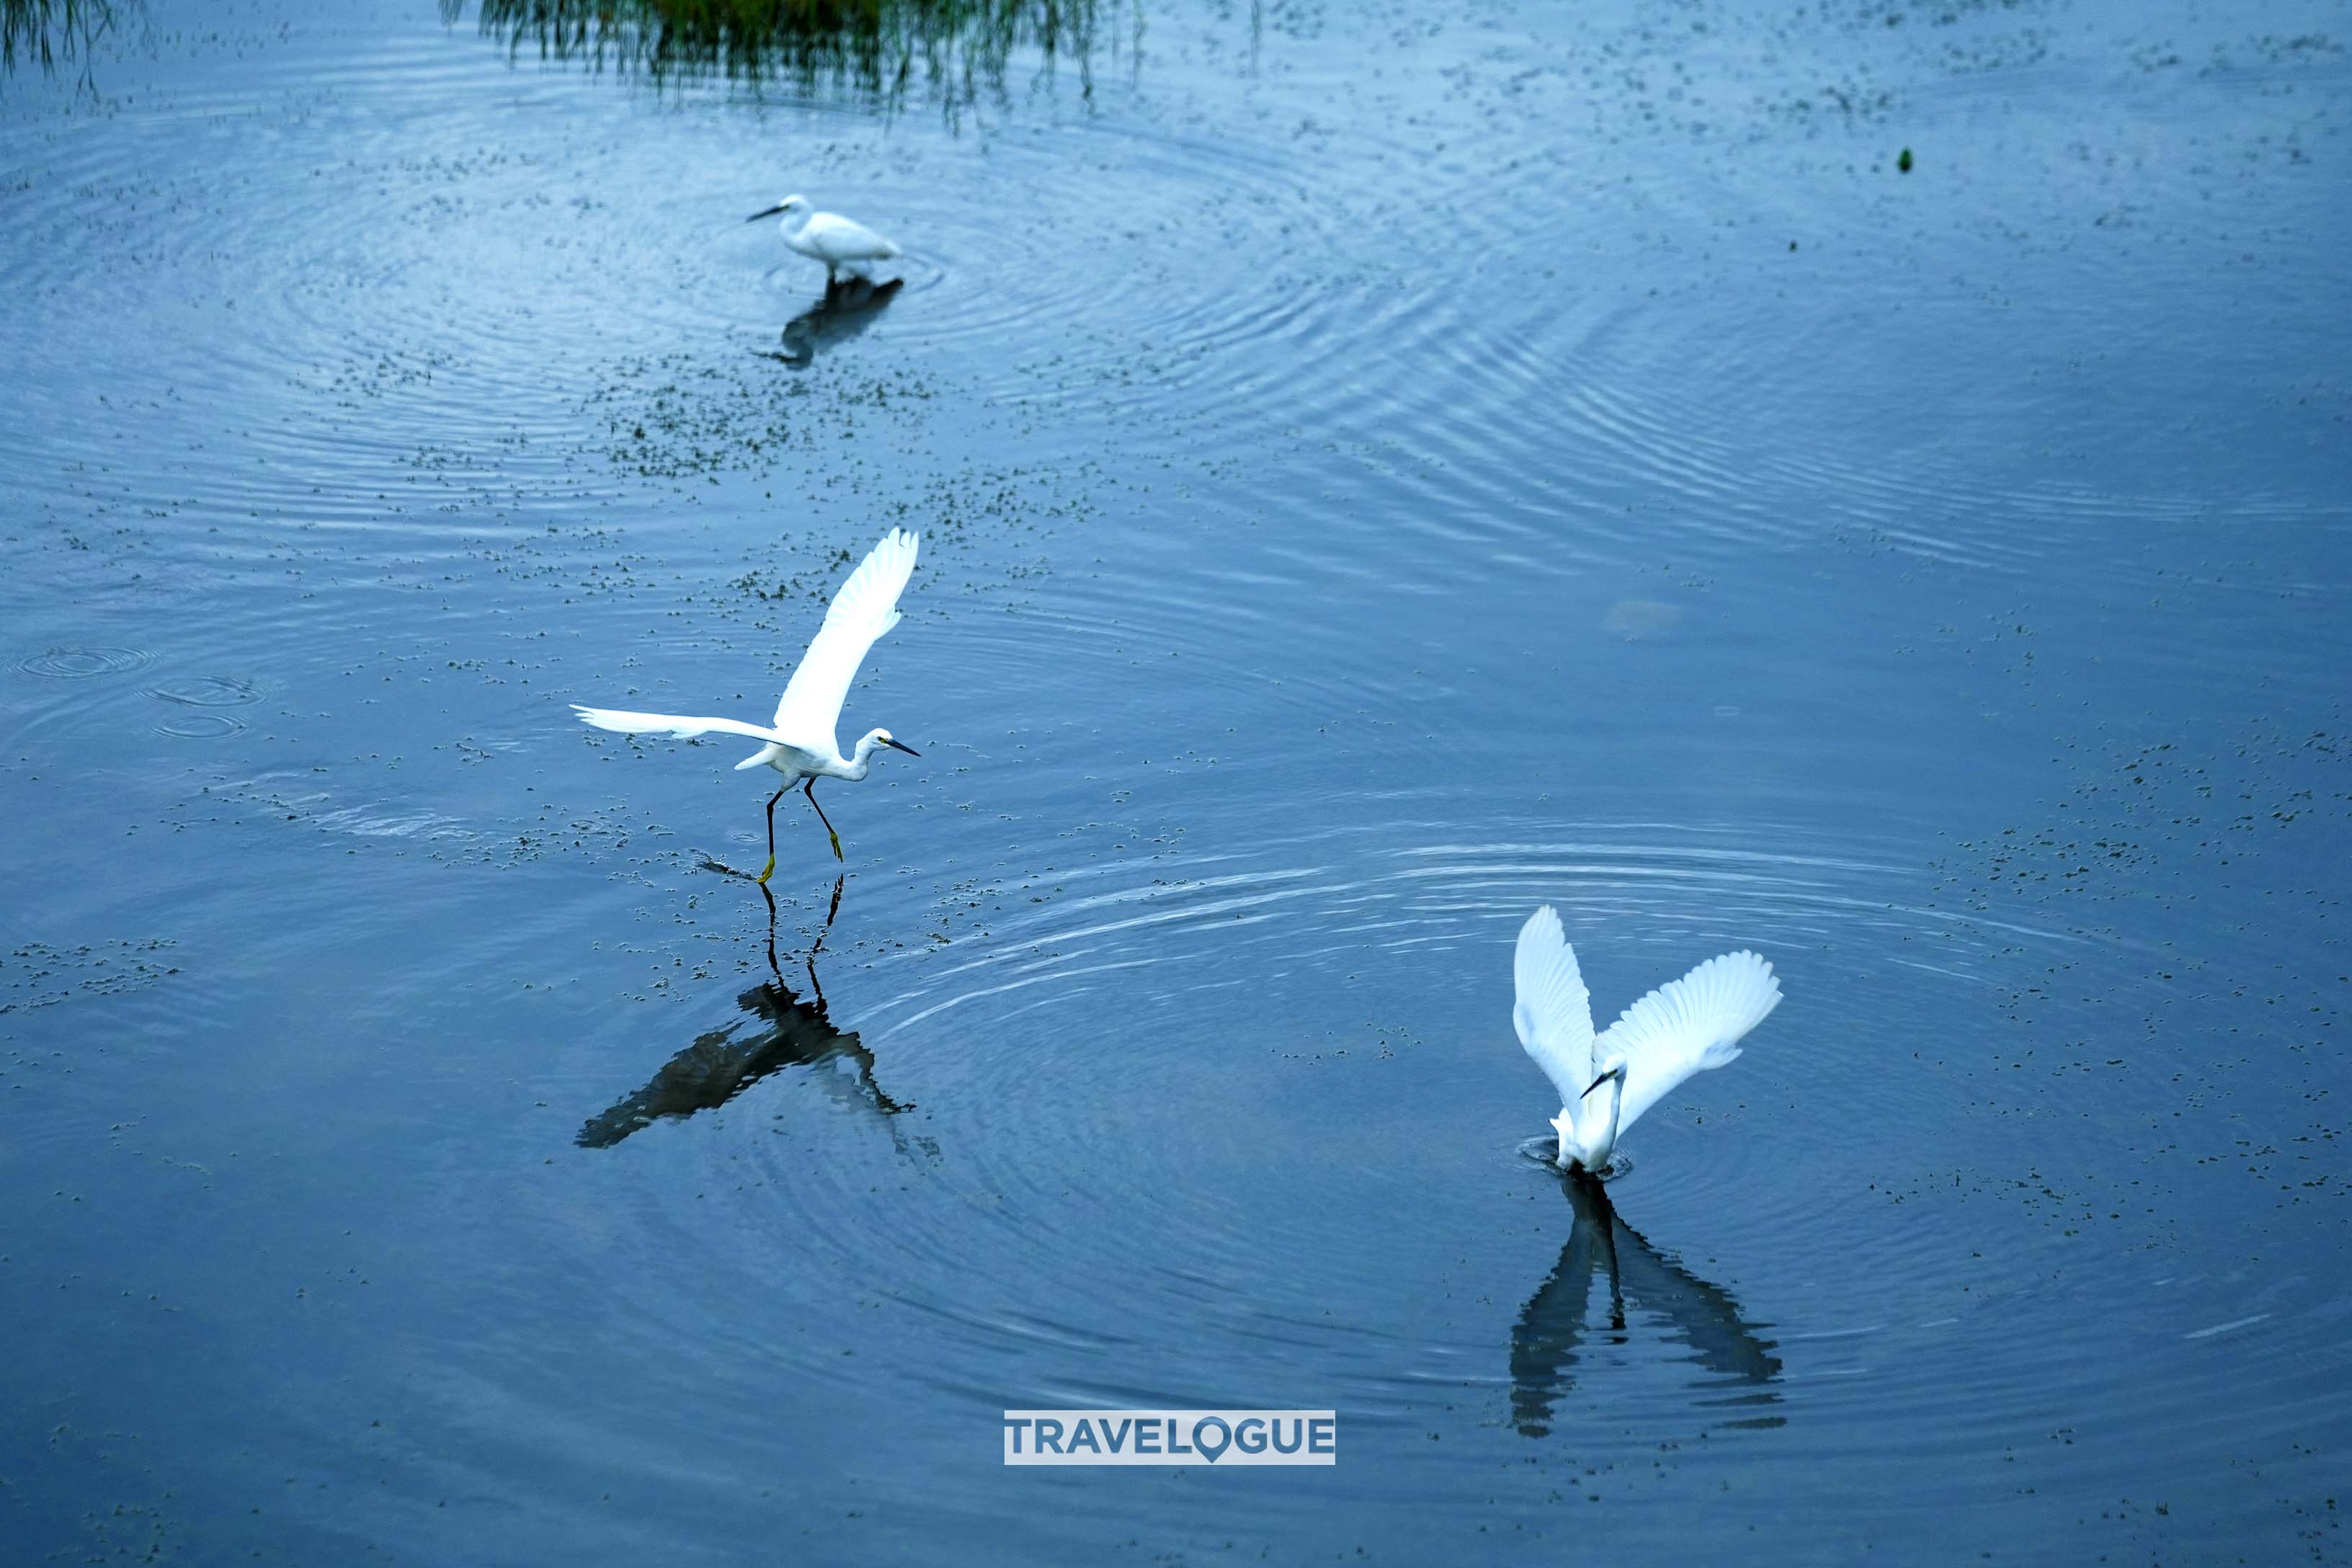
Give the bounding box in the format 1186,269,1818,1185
1003,1409,1337,1466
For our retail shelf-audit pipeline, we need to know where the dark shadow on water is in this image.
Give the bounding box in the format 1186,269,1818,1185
450,0,1099,111
754,276,904,368
1510,1170,1783,1438
576,877,916,1148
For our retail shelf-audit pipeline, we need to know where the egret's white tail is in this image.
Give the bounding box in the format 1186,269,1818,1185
1604,950,1782,1072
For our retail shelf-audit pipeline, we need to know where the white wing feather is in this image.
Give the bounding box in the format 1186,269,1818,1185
1603,950,1781,1136
574,706,780,744
772,529,919,752
803,212,901,262
1513,905,1595,1109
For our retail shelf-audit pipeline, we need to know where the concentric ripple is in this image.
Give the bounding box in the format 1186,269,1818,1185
152,712,250,740
4,0,2345,1561
149,675,262,708
550,818,2135,1460
14,646,156,679
520,801,2341,1545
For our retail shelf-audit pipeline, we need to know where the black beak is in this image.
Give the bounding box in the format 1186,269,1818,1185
747,205,787,223
882,737,920,757
1582,1066,1621,1099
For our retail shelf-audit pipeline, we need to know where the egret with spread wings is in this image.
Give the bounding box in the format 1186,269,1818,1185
574,529,922,882
1513,904,1783,1174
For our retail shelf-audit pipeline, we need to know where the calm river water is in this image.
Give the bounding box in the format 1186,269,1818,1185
3,0,2348,1561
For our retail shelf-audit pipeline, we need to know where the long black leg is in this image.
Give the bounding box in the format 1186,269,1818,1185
756,786,786,884
806,875,845,999
757,879,782,984
804,778,842,861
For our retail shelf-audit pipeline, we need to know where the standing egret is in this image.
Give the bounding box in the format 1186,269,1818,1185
574,528,922,882
747,194,902,283
1512,904,1782,1174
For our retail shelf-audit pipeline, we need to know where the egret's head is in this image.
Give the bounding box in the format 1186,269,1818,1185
1560,1054,1628,1172
1582,1054,1628,1100
865,727,920,759
747,194,813,223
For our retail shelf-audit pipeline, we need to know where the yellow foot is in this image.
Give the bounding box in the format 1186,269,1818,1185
829,832,843,861
756,855,776,885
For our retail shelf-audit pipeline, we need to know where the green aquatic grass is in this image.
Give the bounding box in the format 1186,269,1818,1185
455,0,1102,105
1,0,112,76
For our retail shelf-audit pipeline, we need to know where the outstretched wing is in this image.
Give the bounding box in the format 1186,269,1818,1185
1603,950,1781,1136
574,705,778,743
1513,905,1595,1108
772,529,919,752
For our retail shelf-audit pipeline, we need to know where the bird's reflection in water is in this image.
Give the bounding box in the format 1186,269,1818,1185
1511,1172,1783,1437
756,277,904,368
576,877,916,1149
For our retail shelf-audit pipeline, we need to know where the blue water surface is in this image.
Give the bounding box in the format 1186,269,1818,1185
2,0,2348,1561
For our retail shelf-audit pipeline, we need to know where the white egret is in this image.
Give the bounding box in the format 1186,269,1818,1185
1512,904,1782,1173
747,194,902,283
574,528,922,882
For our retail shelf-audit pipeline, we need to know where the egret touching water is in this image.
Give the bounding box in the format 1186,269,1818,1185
574,529,922,881
747,194,902,283
1513,904,1783,1174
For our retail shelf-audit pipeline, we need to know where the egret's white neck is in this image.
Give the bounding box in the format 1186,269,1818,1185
839,731,885,780
1556,1069,1625,1172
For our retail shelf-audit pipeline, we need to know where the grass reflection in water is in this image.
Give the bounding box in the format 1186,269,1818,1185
453,0,1103,108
